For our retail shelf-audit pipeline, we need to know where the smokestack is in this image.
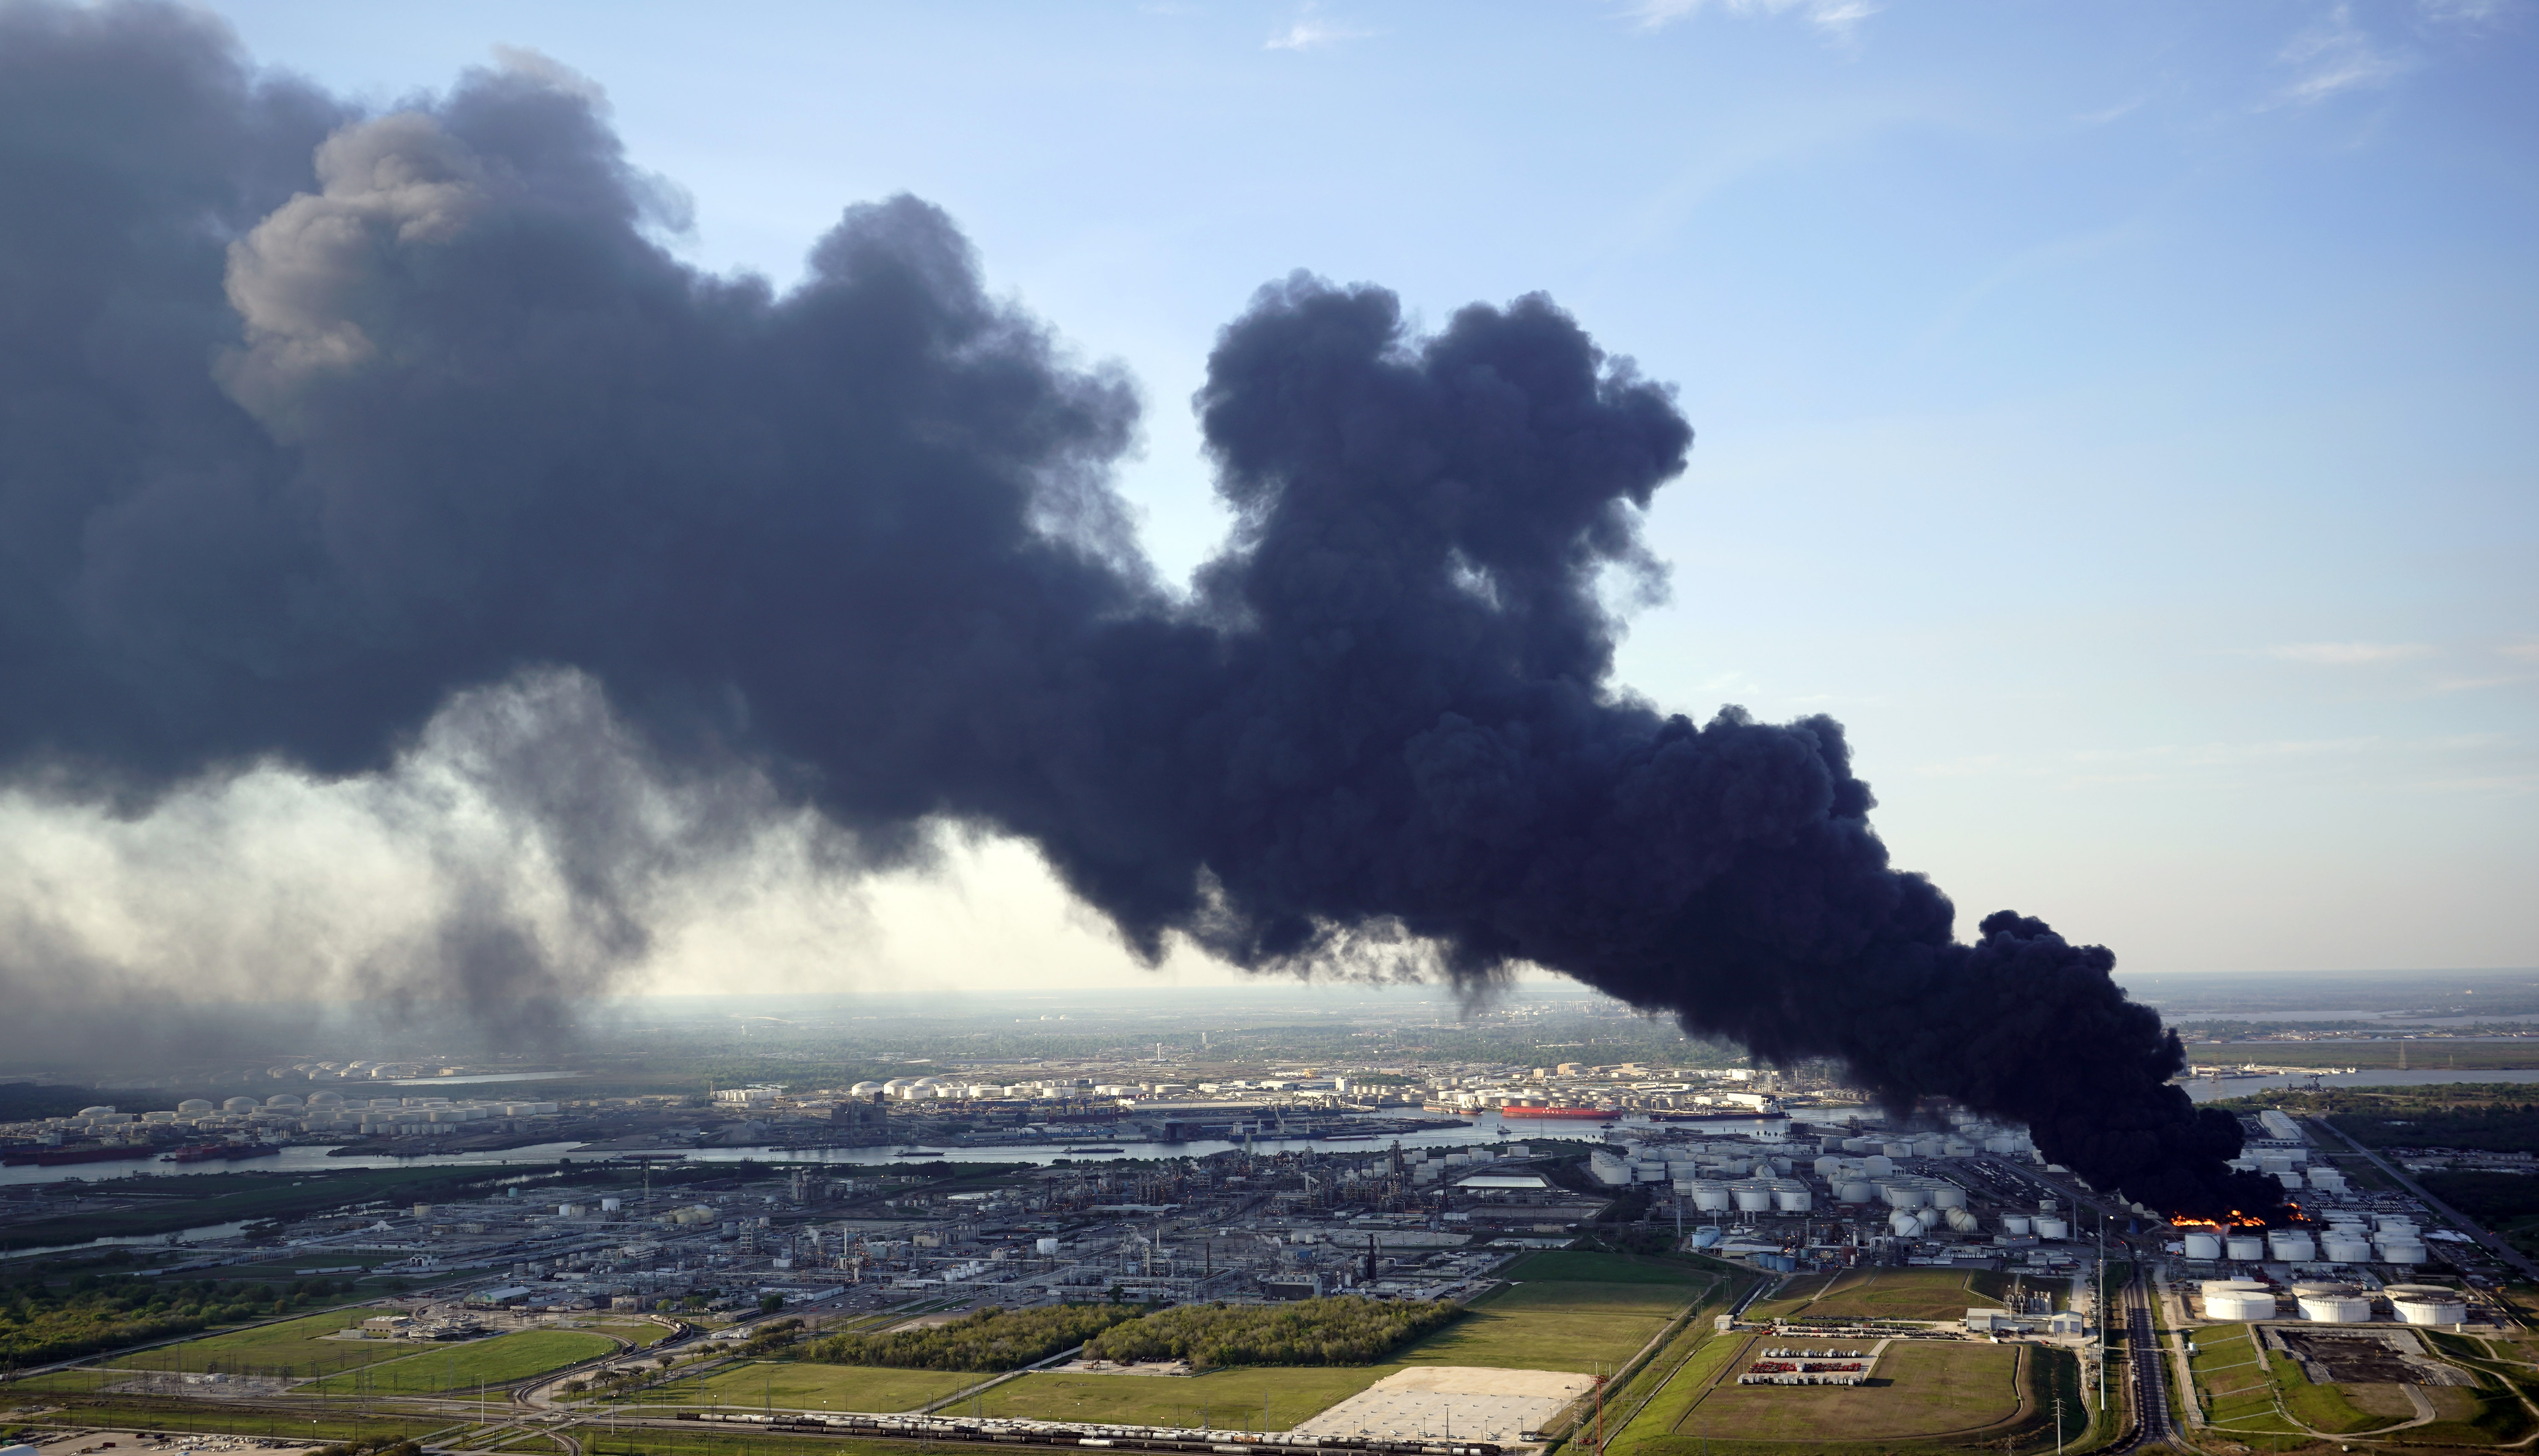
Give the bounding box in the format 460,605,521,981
0,3,2283,1221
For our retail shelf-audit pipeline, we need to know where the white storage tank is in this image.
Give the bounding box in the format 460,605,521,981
2378,1237,2428,1265
1862,1155,1895,1177
1889,1209,1922,1237
1691,1181,1735,1211
1813,1156,1843,1177
1037,1237,1061,1255
2002,1214,2033,1236
1772,1182,1813,1212
2184,1231,2224,1261
2035,1217,2070,1241
1842,1137,1872,1153
2390,1289,2467,1326
264,1093,303,1109
1930,1183,1967,1209
2307,1168,2348,1194
2226,1235,2267,1261
2321,1233,2374,1262
1731,1181,1775,1213
2377,1214,2418,1233
2296,1286,2373,1323
2268,1230,2317,1262
1884,1183,1930,1209
2206,1288,2277,1321
1835,1179,1874,1204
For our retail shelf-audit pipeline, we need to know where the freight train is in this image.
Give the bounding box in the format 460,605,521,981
677,1410,1505,1456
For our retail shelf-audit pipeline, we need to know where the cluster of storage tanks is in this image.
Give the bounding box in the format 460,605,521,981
2198,1277,2468,1327
2181,1214,2428,1267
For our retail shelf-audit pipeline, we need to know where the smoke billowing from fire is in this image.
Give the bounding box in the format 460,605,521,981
0,2,2286,1220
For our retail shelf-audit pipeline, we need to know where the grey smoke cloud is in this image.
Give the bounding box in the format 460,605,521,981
0,1,2285,1217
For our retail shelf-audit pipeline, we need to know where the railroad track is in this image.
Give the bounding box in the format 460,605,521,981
2117,1270,2175,1451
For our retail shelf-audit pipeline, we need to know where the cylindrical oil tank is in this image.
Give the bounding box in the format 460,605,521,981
2275,1170,2304,1189
2184,1232,2224,1260
1689,1226,1722,1249
2378,1238,2428,1265
221,1096,258,1112
1930,1184,1967,1209
1813,1156,1842,1177
2308,1168,2348,1192
2002,1214,2033,1236
264,1093,303,1109
1842,1137,1872,1153
1772,1183,1813,1212
2393,1294,2467,1326
1889,1209,1921,1236
1941,1138,1976,1158
2377,1214,2418,1232
1884,1183,1930,1209
2268,1230,2317,1262
1862,1155,1895,1177
1036,1237,1061,1255
177,1098,215,1115
1634,1166,1668,1182
1836,1179,1875,1204
2206,1290,2277,1320
2259,1154,2294,1175
1945,1207,1980,1233
1984,1134,2022,1154
2227,1235,2267,1261
2298,1291,2374,1323
1912,1136,1944,1157
1732,1181,1775,1213
2321,1234,2373,1262
2035,1217,2070,1240
1691,1181,1734,1211
1881,1140,1914,1158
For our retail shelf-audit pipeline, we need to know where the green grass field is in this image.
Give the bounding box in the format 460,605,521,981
1638,1338,2024,1444
659,1361,976,1414
1744,1268,2013,1325
2189,1325,2302,1436
983,1366,1392,1429
103,1308,417,1379
303,1329,618,1393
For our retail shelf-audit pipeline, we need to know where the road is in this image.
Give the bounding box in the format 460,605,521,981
2306,1115,2539,1283
2119,1270,2176,1452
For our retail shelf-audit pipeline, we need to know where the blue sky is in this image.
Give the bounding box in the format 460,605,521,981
171,0,2535,987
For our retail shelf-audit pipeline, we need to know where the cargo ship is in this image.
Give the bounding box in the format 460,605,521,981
2,1143,163,1167
163,1142,282,1164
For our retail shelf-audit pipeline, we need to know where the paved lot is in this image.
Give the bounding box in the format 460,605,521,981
1289,1365,1591,1443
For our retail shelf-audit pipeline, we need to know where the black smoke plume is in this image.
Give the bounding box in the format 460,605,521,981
0,2,2284,1220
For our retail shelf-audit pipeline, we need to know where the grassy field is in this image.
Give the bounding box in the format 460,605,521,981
1640,1337,2024,1444
951,1249,1712,1432
303,1329,618,1393
1745,1268,2020,1325
19,1398,451,1445
659,1361,975,1414
2189,1324,2302,1437
103,1308,419,1379
982,1367,1392,1429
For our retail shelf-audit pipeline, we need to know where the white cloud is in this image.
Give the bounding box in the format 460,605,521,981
2272,4,2412,105
2501,640,2539,663
1625,0,1880,42
2266,641,2437,665
1266,4,1372,50
2417,0,2517,23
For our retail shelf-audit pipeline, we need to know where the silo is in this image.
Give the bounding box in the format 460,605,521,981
1944,1207,1980,1233
1835,1179,1874,1204
1692,1181,1735,1211
2390,1291,2467,1326
1929,1184,1967,1210
2205,1288,2277,1321
1889,1209,1922,1237
1731,1181,1775,1213
2035,1217,2070,1240
2296,1286,2372,1323
2184,1232,2224,1261
2002,1214,2033,1236
2226,1234,2266,1261
1772,1182,1813,1212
